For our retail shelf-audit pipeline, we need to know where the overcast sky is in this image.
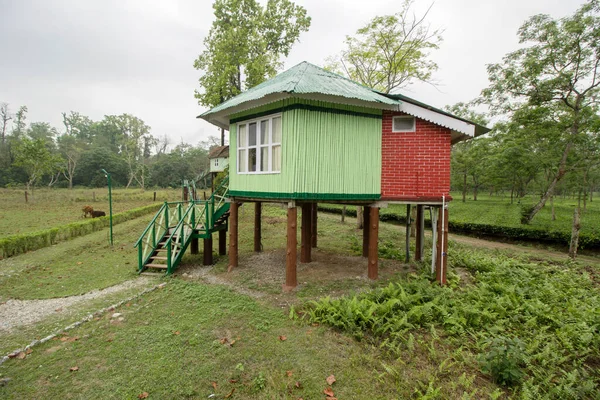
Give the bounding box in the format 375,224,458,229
0,0,586,148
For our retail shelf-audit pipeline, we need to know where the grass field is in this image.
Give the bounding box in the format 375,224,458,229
1,199,599,398
0,188,181,238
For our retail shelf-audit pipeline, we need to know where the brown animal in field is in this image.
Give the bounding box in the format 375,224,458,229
82,205,94,218
91,210,106,218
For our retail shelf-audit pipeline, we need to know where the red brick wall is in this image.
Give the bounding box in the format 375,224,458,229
381,111,451,201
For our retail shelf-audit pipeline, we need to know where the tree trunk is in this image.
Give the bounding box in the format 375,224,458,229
356,206,364,229
568,207,581,259
473,185,478,201
69,177,73,190
410,205,416,237
551,194,556,221
524,141,573,224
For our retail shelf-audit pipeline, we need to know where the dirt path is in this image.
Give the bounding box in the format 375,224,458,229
0,277,152,332
448,233,600,265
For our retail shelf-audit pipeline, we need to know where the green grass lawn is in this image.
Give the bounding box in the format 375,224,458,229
0,216,149,301
1,204,598,398
0,188,181,238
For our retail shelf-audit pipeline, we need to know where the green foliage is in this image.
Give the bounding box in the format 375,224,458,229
479,337,525,386
194,0,311,108
326,0,442,93
0,203,160,259
302,246,600,397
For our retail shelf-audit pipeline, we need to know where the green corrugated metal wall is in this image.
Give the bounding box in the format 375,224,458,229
229,98,382,200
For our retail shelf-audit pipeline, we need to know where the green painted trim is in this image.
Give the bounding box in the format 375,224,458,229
230,103,382,124
230,190,381,201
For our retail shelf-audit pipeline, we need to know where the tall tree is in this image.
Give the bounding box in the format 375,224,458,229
326,0,442,93
13,137,58,193
12,106,28,138
194,0,311,145
0,103,12,145
482,0,600,224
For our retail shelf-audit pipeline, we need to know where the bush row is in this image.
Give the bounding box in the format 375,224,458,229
0,203,161,259
317,205,600,249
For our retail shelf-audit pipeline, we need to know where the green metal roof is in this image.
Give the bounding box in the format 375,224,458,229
199,61,399,119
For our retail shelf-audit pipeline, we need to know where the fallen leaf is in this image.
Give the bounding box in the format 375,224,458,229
25,348,33,355
211,381,218,390
219,338,228,345
55,308,62,312
229,379,238,384
279,335,287,341
326,375,336,385
16,352,26,360
224,388,235,398
229,339,236,346
60,337,68,342
286,370,293,377
323,387,335,397
173,331,180,335
137,392,149,399
126,303,131,307
295,381,302,389
77,262,83,265
69,366,79,372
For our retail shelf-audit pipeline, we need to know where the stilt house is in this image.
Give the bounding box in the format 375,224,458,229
198,61,489,288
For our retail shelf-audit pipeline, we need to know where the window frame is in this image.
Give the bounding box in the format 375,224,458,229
236,113,282,175
392,115,416,133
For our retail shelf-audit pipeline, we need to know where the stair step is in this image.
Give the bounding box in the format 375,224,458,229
145,263,168,269
150,256,168,260
154,248,168,252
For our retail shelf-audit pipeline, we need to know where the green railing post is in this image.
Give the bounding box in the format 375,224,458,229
101,169,113,246
138,245,143,272
164,202,169,228
167,243,172,274
151,224,156,247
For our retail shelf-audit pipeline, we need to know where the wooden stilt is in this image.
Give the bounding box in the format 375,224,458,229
362,205,371,257
405,204,411,263
228,202,239,272
368,207,379,280
415,205,425,261
436,207,448,285
285,205,298,289
301,203,312,263
218,229,226,255
311,203,318,248
254,202,262,252
203,235,213,265
190,237,199,255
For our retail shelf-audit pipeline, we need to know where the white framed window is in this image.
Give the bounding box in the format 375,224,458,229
214,158,219,167
237,114,282,174
392,116,416,132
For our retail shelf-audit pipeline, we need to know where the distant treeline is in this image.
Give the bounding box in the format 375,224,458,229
0,104,219,190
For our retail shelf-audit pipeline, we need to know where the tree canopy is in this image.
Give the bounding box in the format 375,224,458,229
326,0,442,93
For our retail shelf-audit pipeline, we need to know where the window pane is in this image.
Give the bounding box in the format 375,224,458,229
238,149,247,172
260,147,269,171
393,117,415,132
272,145,281,172
260,120,269,144
272,117,281,143
238,125,247,148
249,123,257,146
248,148,257,172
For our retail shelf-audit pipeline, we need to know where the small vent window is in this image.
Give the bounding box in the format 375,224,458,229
392,116,415,132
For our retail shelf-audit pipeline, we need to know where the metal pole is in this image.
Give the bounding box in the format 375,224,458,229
101,169,113,246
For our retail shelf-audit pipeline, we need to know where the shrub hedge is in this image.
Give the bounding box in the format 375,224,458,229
317,205,600,249
0,203,161,259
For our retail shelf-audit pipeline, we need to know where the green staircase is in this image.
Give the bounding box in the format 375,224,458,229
134,176,230,274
